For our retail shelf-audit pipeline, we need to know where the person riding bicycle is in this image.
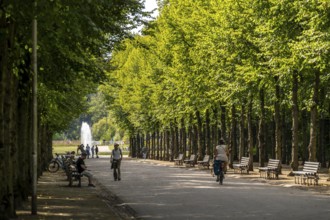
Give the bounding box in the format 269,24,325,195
213,139,229,182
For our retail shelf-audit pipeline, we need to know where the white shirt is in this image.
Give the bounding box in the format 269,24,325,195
215,145,228,162
112,148,122,160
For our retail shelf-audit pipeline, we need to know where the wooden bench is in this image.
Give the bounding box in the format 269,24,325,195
233,157,250,174
68,165,83,187
173,153,184,166
292,161,320,186
258,159,280,179
184,154,196,167
197,155,210,169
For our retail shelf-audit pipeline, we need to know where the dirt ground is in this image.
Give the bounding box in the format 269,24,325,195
15,159,330,220
15,170,134,220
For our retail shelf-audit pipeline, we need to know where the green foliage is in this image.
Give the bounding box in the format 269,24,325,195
100,0,330,140
33,0,147,133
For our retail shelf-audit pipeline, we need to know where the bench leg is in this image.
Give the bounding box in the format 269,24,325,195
302,176,307,185
77,176,81,187
68,173,73,187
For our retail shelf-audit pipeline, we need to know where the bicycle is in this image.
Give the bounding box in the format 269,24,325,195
214,160,225,185
48,153,66,173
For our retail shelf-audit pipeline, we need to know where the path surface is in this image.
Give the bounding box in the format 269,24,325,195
87,158,330,220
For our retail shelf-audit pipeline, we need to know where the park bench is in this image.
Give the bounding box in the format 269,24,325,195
184,154,196,167
258,159,280,179
292,161,320,186
68,164,83,187
233,156,250,174
197,155,210,169
173,153,184,166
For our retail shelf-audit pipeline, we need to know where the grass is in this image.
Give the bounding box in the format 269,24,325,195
52,143,129,156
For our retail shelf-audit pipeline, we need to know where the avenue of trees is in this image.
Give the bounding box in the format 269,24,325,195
0,0,147,219
102,0,330,172
2,0,330,219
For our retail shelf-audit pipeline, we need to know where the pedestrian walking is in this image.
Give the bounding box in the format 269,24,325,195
142,146,148,159
86,144,91,159
95,145,99,158
77,144,86,155
110,143,123,181
91,145,95,158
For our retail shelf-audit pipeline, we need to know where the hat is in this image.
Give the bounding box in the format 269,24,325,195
114,143,119,147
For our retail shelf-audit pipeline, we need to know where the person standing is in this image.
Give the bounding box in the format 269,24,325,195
77,144,86,155
91,145,95,158
142,146,148,159
86,144,91,159
95,145,99,158
110,143,123,181
76,152,96,187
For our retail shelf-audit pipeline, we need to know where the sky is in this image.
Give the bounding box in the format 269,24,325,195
132,0,158,33
143,0,159,17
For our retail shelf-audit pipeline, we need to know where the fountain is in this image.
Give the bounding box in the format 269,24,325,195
81,122,92,147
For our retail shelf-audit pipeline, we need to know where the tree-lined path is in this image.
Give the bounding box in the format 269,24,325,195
88,158,329,220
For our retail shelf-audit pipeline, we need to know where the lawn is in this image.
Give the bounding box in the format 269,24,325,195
52,143,129,156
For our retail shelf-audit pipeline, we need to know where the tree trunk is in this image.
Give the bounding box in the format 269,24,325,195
229,104,237,167
258,87,266,167
156,129,160,160
3,51,17,218
239,104,245,160
247,93,254,171
181,117,187,156
274,76,282,162
165,129,170,161
308,70,319,162
187,124,192,159
291,70,299,170
204,109,211,159
212,106,219,149
220,103,227,141
196,110,203,158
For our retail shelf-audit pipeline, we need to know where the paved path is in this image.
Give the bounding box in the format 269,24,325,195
87,158,330,220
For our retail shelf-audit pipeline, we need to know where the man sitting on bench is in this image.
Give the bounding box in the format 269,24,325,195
76,152,96,187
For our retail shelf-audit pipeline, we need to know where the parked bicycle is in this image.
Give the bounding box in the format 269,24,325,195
48,153,65,173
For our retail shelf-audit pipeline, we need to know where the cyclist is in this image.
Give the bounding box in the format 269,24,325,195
213,139,229,182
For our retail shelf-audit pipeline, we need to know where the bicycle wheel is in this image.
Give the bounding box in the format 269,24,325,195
48,161,60,173
219,171,224,185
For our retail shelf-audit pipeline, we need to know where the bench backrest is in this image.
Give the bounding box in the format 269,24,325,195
202,155,210,162
267,159,280,169
240,157,250,166
302,161,320,173
177,153,183,160
189,154,196,161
